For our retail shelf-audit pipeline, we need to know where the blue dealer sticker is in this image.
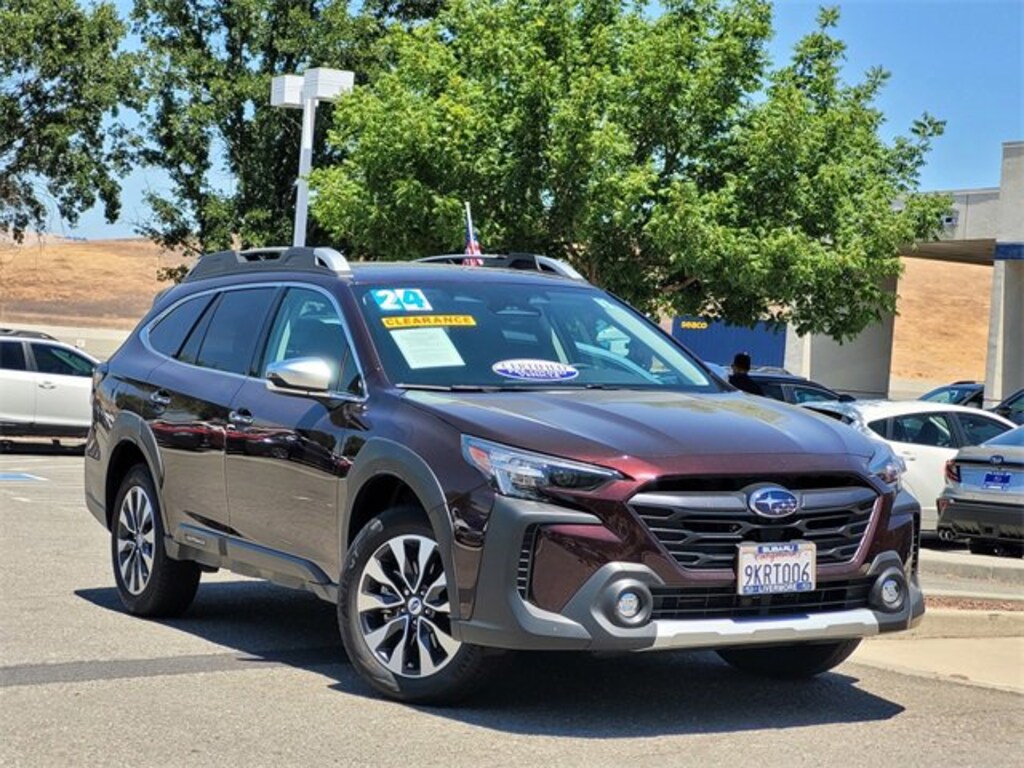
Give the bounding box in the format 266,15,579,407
492,359,579,381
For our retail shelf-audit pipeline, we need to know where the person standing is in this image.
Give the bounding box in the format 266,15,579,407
728,352,764,395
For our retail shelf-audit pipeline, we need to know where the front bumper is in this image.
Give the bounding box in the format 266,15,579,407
452,493,924,653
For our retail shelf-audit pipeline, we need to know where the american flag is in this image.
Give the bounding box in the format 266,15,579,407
463,201,483,265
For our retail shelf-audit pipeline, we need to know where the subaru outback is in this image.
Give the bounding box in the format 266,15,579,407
85,246,923,703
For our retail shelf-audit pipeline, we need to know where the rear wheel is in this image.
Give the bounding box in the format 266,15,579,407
111,464,200,617
717,639,861,679
338,506,494,704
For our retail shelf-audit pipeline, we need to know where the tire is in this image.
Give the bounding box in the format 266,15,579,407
717,639,862,679
111,464,200,617
338,505,494,704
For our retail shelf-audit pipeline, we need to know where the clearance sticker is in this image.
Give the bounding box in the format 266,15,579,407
382,315,477,329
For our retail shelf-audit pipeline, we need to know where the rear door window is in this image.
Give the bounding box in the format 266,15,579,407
30,344,94,377
194,288,277,375
791,385,836,404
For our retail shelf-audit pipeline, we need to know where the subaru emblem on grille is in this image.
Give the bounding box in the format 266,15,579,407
748,486,799,518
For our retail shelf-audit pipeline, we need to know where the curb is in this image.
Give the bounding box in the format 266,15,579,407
918,551,1024,586
890,608,1024,640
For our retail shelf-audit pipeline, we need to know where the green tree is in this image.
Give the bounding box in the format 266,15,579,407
0,0,136,240
131,0,443,261
312,0,949,341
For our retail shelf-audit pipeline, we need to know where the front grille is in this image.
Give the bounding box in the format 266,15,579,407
630,482,877,571
516,525,538,599
650,578,874,620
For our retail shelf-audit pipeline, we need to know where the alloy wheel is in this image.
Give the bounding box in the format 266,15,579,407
356,534,460,678
116,485,156,595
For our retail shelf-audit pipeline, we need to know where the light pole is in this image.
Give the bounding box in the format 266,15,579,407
270,67,354,247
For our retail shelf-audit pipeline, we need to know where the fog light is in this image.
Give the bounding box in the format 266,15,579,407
880,577,903,609
616,590,642,620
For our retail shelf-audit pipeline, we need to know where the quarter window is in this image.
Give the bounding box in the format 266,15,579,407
149,295,214,357
956,412,1011,446
194,289,277,375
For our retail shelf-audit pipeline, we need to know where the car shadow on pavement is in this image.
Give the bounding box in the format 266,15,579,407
0,438,85,455
75,580,904,736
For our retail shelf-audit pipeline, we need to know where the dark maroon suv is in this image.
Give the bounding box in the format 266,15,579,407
85,247,923,703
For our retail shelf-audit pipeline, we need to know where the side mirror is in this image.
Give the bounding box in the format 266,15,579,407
266,358,333,395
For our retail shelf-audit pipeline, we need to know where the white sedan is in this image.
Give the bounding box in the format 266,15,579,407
804,399,1015,535
0,331,98,441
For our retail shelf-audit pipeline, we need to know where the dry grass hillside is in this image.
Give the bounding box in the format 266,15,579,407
0,236,992,383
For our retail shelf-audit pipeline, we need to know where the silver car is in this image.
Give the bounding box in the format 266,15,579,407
938,426,1024,557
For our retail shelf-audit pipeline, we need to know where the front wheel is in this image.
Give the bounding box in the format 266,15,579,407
111,464,200,617
717,639,862,679
338,506,494,704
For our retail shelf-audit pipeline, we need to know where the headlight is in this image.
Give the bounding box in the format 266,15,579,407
868,441,906,490
461,436,622,501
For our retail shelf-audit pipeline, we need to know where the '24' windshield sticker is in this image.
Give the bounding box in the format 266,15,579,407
372,288,432,312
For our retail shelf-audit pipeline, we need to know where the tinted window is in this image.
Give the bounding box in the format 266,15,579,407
890,413,954,447
868,418,889,438
957,412,1011,446
31,344,94,377
758,382,786,401
0,341,27,371
194,289,276,375
791,385,836,404
262,288,360,394
149,295,214,357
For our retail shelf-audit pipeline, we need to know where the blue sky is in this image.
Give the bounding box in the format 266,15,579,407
70,0,1023,239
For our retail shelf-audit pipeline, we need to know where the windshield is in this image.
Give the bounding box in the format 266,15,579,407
357,279,718,391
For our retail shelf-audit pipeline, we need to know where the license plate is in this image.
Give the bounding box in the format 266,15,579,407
983,471,1012,490
737,542,816,596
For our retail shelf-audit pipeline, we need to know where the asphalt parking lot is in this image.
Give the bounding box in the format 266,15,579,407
2,448,1022,767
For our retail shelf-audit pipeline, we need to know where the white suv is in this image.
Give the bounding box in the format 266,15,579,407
0,330,98,440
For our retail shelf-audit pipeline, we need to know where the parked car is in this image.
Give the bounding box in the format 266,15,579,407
748,368,854,405
919,381,984,408
703,363,851,405
938,426,1023,557
804,400,1015,537
0,329,98,440
86,246,924,704
991,388,1024,425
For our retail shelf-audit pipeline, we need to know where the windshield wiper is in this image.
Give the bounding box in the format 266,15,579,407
396,383,506,392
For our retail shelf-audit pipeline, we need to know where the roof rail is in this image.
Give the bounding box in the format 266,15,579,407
415,252,586,281
183,246,351,282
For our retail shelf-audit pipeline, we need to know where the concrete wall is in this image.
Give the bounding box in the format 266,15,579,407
785,276,897,399
945,188,1002,241
984,141,1024,405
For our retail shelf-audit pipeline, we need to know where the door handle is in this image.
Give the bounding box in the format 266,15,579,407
150,391,171,406
229,409,254,427
38,381,56,390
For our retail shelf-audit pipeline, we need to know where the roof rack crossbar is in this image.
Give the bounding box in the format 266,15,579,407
415,253,586,281
184,246,351,282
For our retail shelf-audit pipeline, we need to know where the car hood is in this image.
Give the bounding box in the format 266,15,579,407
403,389,875,464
